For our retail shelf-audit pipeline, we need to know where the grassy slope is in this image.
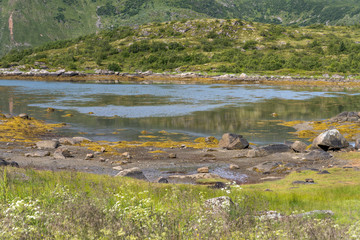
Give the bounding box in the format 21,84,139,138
0,166,359,238
3,19,360,76
1,0,360,56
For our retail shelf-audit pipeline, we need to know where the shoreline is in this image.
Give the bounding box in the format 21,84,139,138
2,69,360,88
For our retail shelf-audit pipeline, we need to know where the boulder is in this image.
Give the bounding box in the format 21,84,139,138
291,141,308,153
85,153,94,160
260,144,293,154
18,113,29,119
36,140,59,149
229,164,240,170
219,133,249,150
246,148,267,158
168,153,177,158
312,129,349,151
116,167,147,180
330,111,360,122
355,139,360,150
303,150,333,161
53,148,72,159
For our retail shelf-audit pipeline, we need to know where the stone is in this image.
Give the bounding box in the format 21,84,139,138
36,140,59,149
85,153,94,160
312,129,349,151
18,113,29,119
260,144,292,154
291,141,308,153
59,138,76,145
246,148,267,158
355,139,360,150
112,166,123,171
318,170,330,174
168,153,177,158
115,167,147,180
72,137,92,144
100,147,106,153
303,150,333,161
0,158,19,167
168,173,221,180
197,167,209,173
122,152,131,159
157,177,169,183
25,151,50,157
204,196,235,214
229,164,240,170
219,133,249,150
247,162,286,174
330,111,360,122
209,182,227,189
54,148,72,159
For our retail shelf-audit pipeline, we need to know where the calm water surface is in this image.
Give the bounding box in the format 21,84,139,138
0,79,359,144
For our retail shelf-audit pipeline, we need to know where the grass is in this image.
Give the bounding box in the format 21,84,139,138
0,166,360,238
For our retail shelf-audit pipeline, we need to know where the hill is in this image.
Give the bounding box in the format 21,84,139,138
1,0,360,56
2,19,360,76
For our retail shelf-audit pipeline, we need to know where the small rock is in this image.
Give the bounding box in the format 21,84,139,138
229,164,240,170
168,153,177,158
18,113,29,119
157,177,169,183
209,182,227,189
36,140,59,149
85,153,94,160
46,107,55,112
100,147,106,152
318,170,330,174
54,148,72,159
122,152,131,159
246,148,267,158
291,141,308,153
115,167,147,180
303,150,332,161
112,166,123,171
25,151,50,157
99,158,106,162
197,167,209,173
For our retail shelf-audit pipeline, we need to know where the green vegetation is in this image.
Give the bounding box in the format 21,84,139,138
2,19,360,76
1,0,360,56
1,166,360,238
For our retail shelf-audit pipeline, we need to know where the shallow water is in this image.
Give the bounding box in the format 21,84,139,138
0,79,359,144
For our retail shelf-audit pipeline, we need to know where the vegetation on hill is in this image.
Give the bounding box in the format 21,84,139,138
2,19,360,76
1,0,360,56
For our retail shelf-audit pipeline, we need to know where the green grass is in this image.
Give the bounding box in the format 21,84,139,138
0,166,360,238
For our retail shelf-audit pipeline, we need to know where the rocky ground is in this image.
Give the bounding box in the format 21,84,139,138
0,115,354,186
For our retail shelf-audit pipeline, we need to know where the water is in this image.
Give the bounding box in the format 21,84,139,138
0,79,359,144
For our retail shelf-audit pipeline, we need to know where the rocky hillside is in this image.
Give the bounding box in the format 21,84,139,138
2,19,360,76
1,0,360,56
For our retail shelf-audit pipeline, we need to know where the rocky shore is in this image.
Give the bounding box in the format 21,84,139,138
1,68,360,87
0,112,357,186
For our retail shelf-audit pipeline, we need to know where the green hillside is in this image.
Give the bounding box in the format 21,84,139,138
2,19,360,76
1,0,360,56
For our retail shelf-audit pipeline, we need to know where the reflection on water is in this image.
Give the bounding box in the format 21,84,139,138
0,79,358,144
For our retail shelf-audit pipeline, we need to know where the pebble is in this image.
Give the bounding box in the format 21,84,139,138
229,164,240,170
168,153,177,158
197,167,209,173
100,147,106,152
113,166,123,171
85,153,94,160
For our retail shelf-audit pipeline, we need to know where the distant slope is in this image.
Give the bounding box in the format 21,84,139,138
2,19,360,76
1,0,360,56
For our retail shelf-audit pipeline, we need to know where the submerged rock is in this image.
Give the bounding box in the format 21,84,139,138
312,129,349,151
219,133,249,150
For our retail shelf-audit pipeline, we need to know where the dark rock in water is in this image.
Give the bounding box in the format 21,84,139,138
291,141,308,153
157,177,169,183
303,150,333,161
219,133,249,150
330,111,360,122
318,170,330,174
116,167,147,181
260,144,293,154
312,129,349,151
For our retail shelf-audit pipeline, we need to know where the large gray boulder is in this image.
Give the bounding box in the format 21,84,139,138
219,133,249,150
312,129,349,151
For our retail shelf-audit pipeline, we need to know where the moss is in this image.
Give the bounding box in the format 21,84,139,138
149,150,166,154
0,115,64,143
